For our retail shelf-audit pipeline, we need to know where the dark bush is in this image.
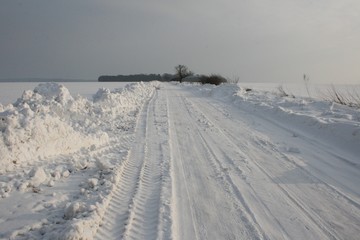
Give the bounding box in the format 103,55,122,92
199,74,227,85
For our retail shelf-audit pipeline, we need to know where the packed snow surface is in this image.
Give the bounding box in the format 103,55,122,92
0,82,359,239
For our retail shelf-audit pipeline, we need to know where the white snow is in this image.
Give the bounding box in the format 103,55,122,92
28,167,48,188
0,81,359,239
0,81,158,239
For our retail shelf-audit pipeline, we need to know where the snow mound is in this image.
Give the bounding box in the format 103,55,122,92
33,82,74,104
0,81,158,239
28,167,48,187
0,82,157,173
64,202,87,220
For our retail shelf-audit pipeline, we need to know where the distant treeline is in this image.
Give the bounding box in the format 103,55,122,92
98,65,229,85
98,74,162,82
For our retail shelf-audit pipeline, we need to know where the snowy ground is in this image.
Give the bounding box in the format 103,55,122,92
0,81,359,239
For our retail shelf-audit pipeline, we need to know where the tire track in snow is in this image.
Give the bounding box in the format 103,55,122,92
167,92,201,240
186,94,360,239
206,100,360,205
94,91,153,239
180,96,267,240
185,97,337,239
197,131,269,240
202,97,360,211
122,89,171,240
182,104,292,240
168,90,264,240
95,88,172,240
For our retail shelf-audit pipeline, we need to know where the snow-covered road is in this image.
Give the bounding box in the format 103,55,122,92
1,82,359,239
96,83,360,240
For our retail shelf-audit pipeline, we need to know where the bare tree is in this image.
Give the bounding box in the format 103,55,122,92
175,65,193,83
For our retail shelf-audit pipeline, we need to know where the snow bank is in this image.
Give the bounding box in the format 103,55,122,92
0,83,104,172
0,81,157,239
0,82,156,173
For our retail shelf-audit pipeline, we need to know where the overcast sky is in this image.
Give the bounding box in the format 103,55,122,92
1,0,359,83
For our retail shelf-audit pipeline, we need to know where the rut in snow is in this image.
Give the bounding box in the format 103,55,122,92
95,89,172,240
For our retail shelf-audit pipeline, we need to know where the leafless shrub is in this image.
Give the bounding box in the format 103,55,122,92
277,85,294,98
227,76,240,84
347,91,360,108
322,85,360,108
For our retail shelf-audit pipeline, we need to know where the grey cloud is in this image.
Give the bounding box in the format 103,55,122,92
0,0,359,83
